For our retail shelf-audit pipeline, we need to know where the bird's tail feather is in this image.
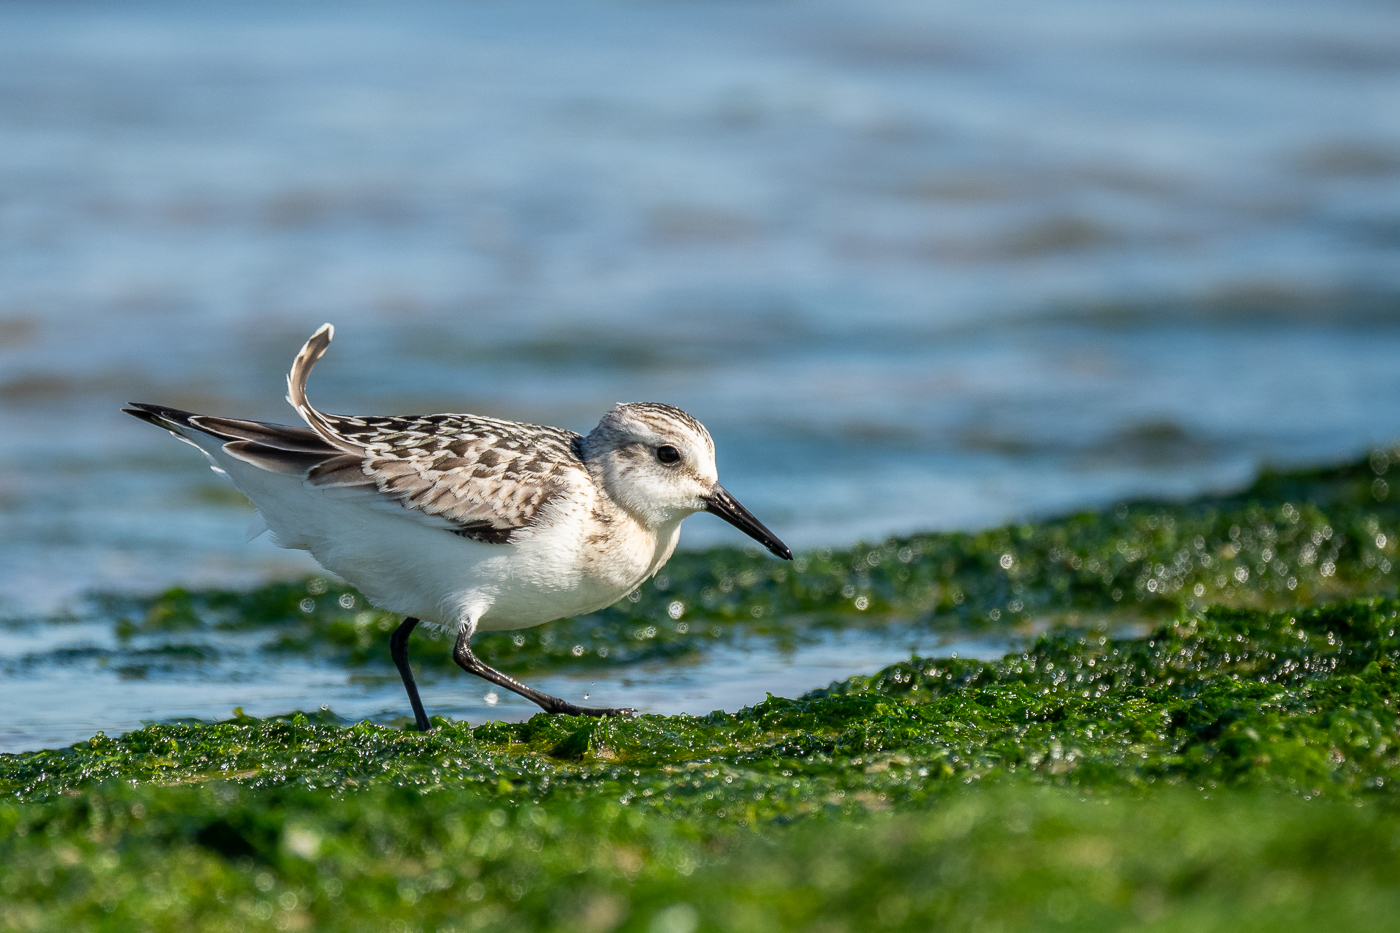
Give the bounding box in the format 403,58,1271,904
123,403,339,453
122,403,197,434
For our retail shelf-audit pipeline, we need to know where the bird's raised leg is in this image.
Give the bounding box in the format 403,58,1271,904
452,627,633,717
390,617,432,732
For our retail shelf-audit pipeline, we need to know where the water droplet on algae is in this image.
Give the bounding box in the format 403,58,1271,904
484,692,499,706
650,903,699,933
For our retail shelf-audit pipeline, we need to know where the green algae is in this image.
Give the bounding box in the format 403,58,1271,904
8,598,1400,805
6,450,1400,930
5,597,1400,930
5,780,1400,933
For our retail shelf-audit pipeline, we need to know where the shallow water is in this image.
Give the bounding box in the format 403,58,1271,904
0,617,1012,752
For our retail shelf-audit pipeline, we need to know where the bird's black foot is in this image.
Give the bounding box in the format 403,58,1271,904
547,702,636,718
453,629,632,718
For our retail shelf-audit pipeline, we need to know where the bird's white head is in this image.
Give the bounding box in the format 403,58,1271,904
582,403,717,522
581,403,791,559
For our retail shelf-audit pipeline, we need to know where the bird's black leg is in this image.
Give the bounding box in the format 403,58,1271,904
390,617,432,732
452,628,634,718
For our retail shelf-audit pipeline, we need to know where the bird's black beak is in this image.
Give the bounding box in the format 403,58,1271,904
703,485,792,560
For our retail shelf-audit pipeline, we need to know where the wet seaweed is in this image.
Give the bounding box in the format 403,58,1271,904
3,595,1400,930
5,451,1400,930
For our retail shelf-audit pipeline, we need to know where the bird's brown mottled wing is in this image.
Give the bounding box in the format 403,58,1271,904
275,324,587,542
307,412,589,543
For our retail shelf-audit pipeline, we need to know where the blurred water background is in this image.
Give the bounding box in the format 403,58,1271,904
3,0,1400,745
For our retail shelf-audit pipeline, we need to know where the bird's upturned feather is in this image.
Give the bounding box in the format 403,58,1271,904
126,327,590,543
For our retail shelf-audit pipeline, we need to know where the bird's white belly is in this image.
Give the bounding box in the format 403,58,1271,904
205,440,674,633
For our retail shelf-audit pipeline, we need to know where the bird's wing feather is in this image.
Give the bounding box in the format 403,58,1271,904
308,413,589,539
284,323,367,456
279,325,589,538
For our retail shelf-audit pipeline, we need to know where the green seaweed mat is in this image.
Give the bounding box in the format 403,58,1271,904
5,450,1400,931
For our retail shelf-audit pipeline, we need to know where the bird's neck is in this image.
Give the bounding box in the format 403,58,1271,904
579,492,684,592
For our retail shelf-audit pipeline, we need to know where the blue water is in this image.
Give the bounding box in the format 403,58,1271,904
1,0,1399,746
0,616,1017,752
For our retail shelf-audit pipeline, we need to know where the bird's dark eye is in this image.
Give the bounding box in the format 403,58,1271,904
656,445,681,464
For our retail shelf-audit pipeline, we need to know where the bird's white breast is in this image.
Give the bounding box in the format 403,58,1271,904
472,488,682,632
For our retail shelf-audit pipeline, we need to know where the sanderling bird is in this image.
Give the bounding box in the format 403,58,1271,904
124,324,790,729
